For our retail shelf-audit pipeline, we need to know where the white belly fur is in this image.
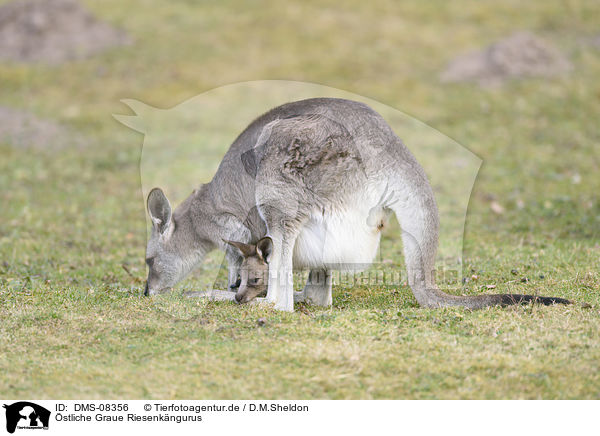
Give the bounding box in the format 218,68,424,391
293,204,389,271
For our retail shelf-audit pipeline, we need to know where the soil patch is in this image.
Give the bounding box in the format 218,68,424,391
440,32,572,86
0,106,81,149
0,0,131,64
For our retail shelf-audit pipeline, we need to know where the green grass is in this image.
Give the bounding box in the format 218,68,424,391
0,0,599,399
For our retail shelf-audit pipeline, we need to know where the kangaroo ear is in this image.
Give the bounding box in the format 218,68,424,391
241,149,257,179
256,237,273,263
147,188,172,234
223,239,256,258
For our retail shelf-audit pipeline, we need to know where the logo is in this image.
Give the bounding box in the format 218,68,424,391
2,402,50,434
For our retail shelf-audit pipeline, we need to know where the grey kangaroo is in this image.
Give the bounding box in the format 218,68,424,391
144,97,570,311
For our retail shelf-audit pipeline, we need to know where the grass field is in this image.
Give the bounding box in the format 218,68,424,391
0,0,599,399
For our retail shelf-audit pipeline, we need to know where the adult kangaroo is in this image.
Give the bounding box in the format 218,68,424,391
144,97,570,311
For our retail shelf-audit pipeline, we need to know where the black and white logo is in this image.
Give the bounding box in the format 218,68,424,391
2,402,50,434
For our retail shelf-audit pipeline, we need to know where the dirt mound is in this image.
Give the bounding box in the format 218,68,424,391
0,0,131,64
0,106,80,149
440,32,572,86
589,34,600,49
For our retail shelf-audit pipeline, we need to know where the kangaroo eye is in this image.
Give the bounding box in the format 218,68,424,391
146,257,155,268
250,277,261,285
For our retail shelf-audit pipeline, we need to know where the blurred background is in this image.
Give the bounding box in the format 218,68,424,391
1,0,598,289
0,0,599,398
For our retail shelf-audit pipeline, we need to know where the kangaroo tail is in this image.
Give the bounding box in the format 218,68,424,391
412,285,571,309
390,156,571,310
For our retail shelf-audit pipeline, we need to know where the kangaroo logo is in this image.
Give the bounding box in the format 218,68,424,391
2,402,50,434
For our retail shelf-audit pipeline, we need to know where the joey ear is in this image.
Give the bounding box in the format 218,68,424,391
223,239,256,258
147,188,172,234
255,237,273,263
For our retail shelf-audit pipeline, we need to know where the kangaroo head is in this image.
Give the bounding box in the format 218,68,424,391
224,237,273,304
144,187,195,295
